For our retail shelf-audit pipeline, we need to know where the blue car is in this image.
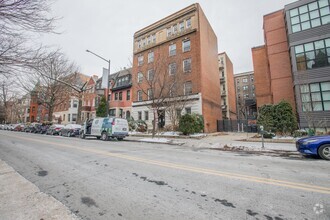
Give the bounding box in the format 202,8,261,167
296,135,330,160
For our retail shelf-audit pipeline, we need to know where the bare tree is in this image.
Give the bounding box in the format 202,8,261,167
135,48,193,137
19,50,80,122
0,0,57,76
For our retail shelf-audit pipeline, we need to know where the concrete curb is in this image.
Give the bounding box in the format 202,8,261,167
239,138,296,144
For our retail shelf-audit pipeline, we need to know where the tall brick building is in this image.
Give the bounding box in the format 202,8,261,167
252,0,330,132
131,3,221,132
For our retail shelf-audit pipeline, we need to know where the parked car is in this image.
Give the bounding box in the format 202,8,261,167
296,135,330,160
60,124,82,137
46,124,65,135
80,117,129,141
13,124,24,132
0,124,4,130
36,124,51,134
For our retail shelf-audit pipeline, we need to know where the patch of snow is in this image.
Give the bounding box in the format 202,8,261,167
140,138,171,143
189,133,207,137
161,132,181,136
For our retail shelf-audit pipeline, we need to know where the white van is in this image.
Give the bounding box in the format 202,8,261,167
80,117,129,141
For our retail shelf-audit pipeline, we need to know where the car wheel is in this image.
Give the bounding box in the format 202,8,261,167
80,131,85,139
318,144,330,160
101,132,108,141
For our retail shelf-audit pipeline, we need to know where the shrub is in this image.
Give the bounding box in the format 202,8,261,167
179,113,204,135
262,131,275,139
293,129,308,138
135,120,148,132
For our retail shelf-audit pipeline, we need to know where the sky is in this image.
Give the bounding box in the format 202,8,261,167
40,0,297,77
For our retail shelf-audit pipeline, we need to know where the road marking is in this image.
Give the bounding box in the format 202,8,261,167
2,132,330,194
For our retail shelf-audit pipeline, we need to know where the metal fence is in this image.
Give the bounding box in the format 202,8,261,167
217,119,258,133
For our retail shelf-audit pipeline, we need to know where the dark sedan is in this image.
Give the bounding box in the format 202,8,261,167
60,124,81,137
46,124,65,135
296,135,330,160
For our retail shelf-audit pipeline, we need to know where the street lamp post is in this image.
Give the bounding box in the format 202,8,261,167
86,50,110,117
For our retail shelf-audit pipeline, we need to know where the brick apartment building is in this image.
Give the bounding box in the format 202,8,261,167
218,52,236,120
131,3,221,132
108,68,132,119
234,71,257,121
252,0,330,132
81,75,98,122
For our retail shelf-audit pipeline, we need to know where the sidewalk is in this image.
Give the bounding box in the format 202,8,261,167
0,160,78,220
126,132,297,152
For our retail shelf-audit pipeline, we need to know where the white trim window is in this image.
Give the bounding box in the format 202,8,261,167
138,55,144,66
148,51,154,63
147,69,154,81
179,21,185,32
183,58,192,72
152,34,156,43
182,39,191,52
173,24,178,34
137,72,143,83
147,89,153,100
184,81,192,95
137,90,143,101
167,27,172,37
186,18,191,28
169,44,176,56
169,63,177,75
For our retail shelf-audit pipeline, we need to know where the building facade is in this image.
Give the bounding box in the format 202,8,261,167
81,76,98,122
218,52,236,120
109,68,132,119
252,0,330,132
285,0,330,132
234,71,257,120
131,3,221,132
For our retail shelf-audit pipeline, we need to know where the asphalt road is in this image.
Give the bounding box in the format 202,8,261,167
0,130,329,220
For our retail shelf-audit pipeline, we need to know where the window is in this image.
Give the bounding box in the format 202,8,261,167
152,34,156,43
115,92,118,100
244,94,249,99
221,71,225,78
127,90,130,100
148,89,153,100
147,36,151,44
295,38,330,71
73,100,78,108
138,72,143,83
148,69,154,81
167,27,172,37
236,79,240,84
185,107,191,114
138,55,144,66
251,76,254,82
169,63,177,75
186,18,191,28
63,114,66,121
144,111,149,121
173,24,178,34
182,40,191,52
142,38,146,47
183,58,192,72
243,85,249,90
72,114,77,122
169,44,176,56
68,114,71,122
137,90,142,101
138,111,142,120
138,40,141,49
301,82,330,111
148,51,154,63
109,109,116,116
289,1,330,33
176,109,182,119
242,78,248,83
184,81,192,95
119,92,122,100
179,21,185,32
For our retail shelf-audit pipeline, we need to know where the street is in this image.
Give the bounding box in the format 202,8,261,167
0,130,329,220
